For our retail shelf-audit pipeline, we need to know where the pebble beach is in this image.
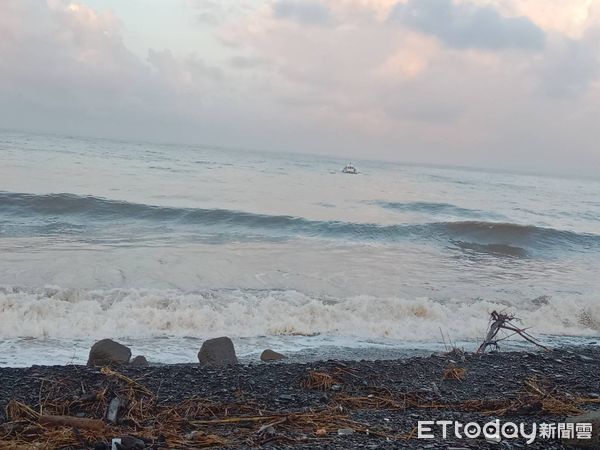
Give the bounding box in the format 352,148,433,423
1,345,599,449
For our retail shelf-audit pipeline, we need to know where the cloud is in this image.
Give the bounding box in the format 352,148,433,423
536,29,600,97
0,0,599,175
272,0,332,25
211,0,600,173
390,0,545,50
0,0,224,139
184,0,258,25
484,0,600,39
229,55,270,70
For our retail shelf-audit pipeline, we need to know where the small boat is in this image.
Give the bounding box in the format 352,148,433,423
342,162,357,174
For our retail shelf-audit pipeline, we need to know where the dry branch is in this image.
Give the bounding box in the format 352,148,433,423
477,310,548,353
38,415,105,431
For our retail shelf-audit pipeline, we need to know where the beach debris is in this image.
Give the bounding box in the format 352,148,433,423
106,397,122,424
260,349,287,362
334,393,404,410
5,400,104,431
2,362,379,449
39,414,106,431
442,366,466,381
477,311,549,353
129,355,148,367
424,376,593,417
257,418,286,436
87,339,132,366
198,336,238,367
303,366,361,391
3,360,600,449
101,367,153,396
303,371,335,390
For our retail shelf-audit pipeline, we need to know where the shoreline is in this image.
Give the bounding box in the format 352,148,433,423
1,332,596,368
1,346,599,449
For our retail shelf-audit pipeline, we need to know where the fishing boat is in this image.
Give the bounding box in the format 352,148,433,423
342,162,357,174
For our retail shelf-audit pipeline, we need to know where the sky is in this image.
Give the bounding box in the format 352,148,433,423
1,0,599,175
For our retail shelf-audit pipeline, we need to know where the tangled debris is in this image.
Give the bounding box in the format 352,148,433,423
477,310,549,354
2,366,385,449
1,348,599,449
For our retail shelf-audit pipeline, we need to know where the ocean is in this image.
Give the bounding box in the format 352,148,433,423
0,130,599,366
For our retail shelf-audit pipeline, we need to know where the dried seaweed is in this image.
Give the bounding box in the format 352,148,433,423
2,366,597,449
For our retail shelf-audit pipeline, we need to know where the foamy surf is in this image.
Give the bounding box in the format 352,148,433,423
0,286,598,366
1,286,598,341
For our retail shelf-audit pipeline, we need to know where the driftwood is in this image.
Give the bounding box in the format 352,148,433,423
477,310,548,354
38,415,106,431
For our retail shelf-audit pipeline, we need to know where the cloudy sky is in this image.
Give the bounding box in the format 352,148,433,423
1,0,599,174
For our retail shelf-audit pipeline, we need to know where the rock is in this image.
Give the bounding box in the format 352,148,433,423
563,411,600,448
260,349,287,362
130,355,148,367
87,339,131,366
277,394,294,402
197,337,238,367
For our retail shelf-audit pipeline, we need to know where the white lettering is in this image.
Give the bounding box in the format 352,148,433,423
418,421,435,439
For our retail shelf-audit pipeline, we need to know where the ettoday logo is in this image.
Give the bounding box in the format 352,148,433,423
417,420,593,444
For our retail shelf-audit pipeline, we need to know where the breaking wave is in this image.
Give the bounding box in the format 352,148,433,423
0,286,598,341
1,192,599,253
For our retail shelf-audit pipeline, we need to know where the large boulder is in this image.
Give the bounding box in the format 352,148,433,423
87,339,131,367
198,337,238,367
562,411,600,448
260,349,287,362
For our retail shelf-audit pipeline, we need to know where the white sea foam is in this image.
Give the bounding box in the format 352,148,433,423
1,286,598,342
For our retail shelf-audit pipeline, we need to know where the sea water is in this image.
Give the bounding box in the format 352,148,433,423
0,130,599,366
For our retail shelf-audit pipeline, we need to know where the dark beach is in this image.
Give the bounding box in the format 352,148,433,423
1,346,599,449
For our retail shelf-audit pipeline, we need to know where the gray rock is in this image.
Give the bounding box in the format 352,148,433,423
278,394,294,402
87,339,131,366
563,411,600,448
260,349,287,362
130,355,148,367
197,336,237,367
